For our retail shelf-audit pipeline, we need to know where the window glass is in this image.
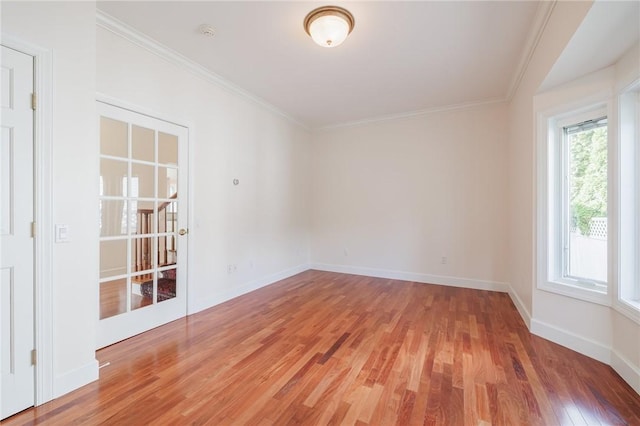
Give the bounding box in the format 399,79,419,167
564,119,607,283
619,86,640,311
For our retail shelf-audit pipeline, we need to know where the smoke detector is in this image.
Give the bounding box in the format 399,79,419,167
198,24,215,37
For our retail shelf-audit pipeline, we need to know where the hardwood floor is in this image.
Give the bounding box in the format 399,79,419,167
99,279,151,319
4,270,639,425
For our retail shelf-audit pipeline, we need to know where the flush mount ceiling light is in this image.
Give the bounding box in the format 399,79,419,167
304,6,355,48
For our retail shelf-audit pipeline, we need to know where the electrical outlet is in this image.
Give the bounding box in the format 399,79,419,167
227,264,237,274
344,248,349,257
441,256,447,265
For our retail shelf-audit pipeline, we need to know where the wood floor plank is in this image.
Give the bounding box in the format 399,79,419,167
3,270,639,425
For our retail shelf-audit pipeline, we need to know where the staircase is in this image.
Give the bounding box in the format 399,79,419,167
133,193,177,279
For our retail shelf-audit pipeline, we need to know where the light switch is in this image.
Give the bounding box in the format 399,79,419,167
55,224,70,243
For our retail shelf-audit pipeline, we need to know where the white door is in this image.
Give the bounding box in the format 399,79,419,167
97,102,188,348
1,46,35,419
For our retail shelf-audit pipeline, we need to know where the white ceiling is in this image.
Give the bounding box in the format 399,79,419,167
540,0,640,92
96,1,543,128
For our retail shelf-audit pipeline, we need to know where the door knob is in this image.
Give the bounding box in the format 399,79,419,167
178,228,188,236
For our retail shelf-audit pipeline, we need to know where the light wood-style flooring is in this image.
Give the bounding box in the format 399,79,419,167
3,270,639,425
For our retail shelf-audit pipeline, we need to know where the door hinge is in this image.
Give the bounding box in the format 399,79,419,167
31,221,36,238
31,349,37,366
31,93,37,110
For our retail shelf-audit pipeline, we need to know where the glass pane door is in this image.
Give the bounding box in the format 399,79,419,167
97,102,188,348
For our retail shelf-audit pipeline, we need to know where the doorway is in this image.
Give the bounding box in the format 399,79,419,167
97,102,189,348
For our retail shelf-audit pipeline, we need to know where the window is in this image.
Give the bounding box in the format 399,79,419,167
618,82,640,318
562,116,608,286
537,82,639,319
537,104,611,305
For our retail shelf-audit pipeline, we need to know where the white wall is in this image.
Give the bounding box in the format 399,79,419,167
1,1,99,397
96,25,311,314
310,103,508,291
611,43,640,393
507,1,593,323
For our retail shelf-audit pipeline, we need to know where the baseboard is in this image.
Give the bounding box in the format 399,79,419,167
532,319,640,395
507,286,532,329
310,263,509,293
53,358,99,399
611,350,640,395
188,263,310,314
530,318,611,364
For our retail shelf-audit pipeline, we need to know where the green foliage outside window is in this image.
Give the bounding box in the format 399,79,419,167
569,127,607,236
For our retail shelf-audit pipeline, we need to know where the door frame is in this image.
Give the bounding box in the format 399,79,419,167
1,35,54,405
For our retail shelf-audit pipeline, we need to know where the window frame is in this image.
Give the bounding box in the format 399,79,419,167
616,80,640,322
559,114,608,288
636,90,640,301
537,102,612,306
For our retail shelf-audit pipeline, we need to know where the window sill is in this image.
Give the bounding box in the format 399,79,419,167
614,298,640,325
538,280,610,306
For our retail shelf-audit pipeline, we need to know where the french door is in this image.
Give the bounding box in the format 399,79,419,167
97,102,188,348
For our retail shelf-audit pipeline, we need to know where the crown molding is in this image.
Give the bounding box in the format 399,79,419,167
96,10,308,130
315,1,558,133
316,97,506,132
506,0,557,101
97,3,556,133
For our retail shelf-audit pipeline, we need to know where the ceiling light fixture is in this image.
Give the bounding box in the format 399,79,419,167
303,6,355,48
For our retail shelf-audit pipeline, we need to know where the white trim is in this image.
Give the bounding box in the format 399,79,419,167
186,125,195,315
316,98,505,132
538,281,610,306
611,349,640,395
1,34,55,406
617,81,640,323
189,263,310,314
507,286,532,329
530,318,611,364
614,299,640,325
506,0,557,100
531,317,640,395
96,93,194,131
311,263,509,293
95,11,307,130
53,360,99,399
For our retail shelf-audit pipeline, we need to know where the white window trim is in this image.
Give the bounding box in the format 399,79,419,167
536,99,613,307
615,79,640,324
